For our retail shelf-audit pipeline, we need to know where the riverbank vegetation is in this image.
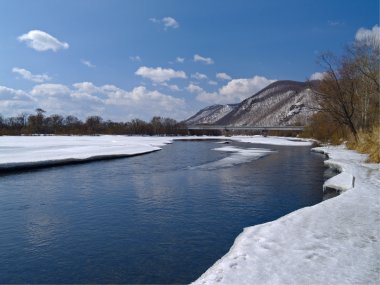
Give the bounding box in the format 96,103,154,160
0,112,188,136
302,30,379,163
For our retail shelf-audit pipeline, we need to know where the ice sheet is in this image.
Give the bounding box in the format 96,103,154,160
191,146,273,170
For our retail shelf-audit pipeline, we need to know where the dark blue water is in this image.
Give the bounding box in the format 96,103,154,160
0,140,325,284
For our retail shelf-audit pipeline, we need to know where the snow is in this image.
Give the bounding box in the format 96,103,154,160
0,135,172,170
191,146,273,170
192,144,380,285
323,172,355,193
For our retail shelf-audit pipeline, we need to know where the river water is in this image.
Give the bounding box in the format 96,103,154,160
0,140,325,284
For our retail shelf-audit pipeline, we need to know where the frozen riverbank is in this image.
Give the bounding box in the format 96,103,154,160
192,145,380,285
0,136,173,170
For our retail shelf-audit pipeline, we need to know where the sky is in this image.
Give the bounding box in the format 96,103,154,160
0,0,378,122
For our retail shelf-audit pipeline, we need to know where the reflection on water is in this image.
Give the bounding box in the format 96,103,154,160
0,140,325,284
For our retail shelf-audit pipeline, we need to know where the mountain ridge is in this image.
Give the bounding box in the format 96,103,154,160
184,80,318,127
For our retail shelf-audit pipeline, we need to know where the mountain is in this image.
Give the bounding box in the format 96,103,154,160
184,103,239,125
185,80,318,126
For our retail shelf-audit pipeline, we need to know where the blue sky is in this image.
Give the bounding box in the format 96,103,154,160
0,0,378,121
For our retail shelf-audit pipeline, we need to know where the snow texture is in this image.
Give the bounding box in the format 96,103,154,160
190,146,273,170
192,144,380,285
0,135,172,170
186,80,319,127
184,104,238,125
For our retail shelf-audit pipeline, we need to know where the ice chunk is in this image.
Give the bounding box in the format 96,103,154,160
323,172,354,193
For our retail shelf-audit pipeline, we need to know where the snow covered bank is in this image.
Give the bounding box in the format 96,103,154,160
192,145,380,285
0,136,172,170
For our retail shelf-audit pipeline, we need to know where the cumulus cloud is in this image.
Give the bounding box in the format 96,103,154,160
160,82,181,92
191,75,275,104
191,72,208,80
194,54,214,65
186,83,204,93
150,17,179,30
162,17,179,29
216,72,232,80
31,84,71,96
208,80,218,86
135,66,187,83
176,57,185,63
310,72,327,81
0,82,187,120
18,30,69,52
355,25,380,46
0,85,30,99
0,86,34,112
81,59,96,68
12,67,51,83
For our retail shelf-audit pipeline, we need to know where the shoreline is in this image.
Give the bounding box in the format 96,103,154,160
192,144,379,284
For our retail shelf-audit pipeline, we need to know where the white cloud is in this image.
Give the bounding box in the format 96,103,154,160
160,82,181,92
0,85,30,99
0,86,34,113
208,80,218,86
12,67,51,83
355,25,380,46
135,66,187,83
193,75,275,104
129,55,142,62
216,72,232,80
186,83,204,93
310,72,327,81
176,57,185,63
162,17,179,29
194,54,214,65
31,84,71,96
191,72,208,80
18,30,69,52
218,76,275,101
0,82,188,120
81,59,96,68
150,17,179,30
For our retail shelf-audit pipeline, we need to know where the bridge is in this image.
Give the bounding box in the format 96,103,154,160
187,125,304,131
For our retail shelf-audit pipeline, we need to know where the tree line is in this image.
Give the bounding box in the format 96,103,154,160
0,109,188,136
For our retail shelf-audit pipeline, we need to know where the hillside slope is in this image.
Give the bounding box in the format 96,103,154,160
186,80,318,126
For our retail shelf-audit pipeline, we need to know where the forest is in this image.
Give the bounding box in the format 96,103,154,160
0,111,188,136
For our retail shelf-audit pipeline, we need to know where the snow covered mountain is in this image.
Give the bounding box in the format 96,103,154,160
184,104,239,125
186,80,318,126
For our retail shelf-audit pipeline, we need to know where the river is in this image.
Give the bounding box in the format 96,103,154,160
0,140,325,283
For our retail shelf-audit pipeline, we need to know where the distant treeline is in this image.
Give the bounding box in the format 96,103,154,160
0,109,189,136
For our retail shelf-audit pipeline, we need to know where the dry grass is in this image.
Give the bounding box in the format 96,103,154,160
346,126,380,163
